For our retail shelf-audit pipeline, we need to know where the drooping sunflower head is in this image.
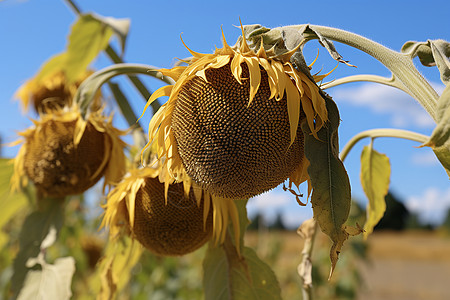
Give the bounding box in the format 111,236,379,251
101,167,236,256
11,106,127,198
15,70,97,113
141,26,329,200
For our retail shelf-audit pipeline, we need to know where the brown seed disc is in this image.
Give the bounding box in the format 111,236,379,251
32,84,72,112
171,63,304,199
132,177,213,256
24,119,107,197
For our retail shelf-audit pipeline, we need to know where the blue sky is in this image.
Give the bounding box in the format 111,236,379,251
1,0,449,227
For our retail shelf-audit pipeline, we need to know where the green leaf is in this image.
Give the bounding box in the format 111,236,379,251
360,145,391,239
91,13,130,55
203,200,280,300
11,198,65,296
203,244,282,300
17,256,75,300
423,84,450,177
65,14,115,82
301,96,352,279
402,39,450,84
0,158,28,248
96,235,143,299
33,53,68,84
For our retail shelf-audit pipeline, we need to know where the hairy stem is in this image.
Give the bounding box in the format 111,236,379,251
340,128,429,162
301,25,439,121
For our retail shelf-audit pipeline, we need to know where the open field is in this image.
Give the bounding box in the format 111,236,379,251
244,230,450,300
357,231,450,300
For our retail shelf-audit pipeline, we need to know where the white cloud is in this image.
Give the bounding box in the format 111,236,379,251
405,187,450,225
332,83,438,128
247,191,291,211
411,150,440,166
247,189,313,229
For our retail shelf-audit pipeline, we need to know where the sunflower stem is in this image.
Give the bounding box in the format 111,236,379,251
339,128,429,162
297,219,318,300
303,25,439,121
322,74,408,93
64,0,162,114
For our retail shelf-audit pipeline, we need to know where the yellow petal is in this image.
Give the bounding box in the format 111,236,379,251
244,57,261,106
138,85,173,122
285,76,301,144
230,54,244,84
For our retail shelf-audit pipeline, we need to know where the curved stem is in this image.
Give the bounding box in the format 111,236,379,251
300,25,439,121
340,128,429,162
75,63,174,116
322,74,408,93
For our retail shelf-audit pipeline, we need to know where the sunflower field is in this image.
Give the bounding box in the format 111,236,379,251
1,1,449,299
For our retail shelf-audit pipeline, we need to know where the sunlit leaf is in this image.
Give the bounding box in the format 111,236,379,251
360,145,391,239
17,257,75,300
203,200,281,300
33,53,68,84
65,14,114,83
91,13,130,55
203,244,282,300
96,235,143,300
11,199,65,296
301,96,352,279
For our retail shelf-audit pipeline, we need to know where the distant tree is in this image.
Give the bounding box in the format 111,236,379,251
374,192,410,231
268,213,286,230
248,213,263,231
441,208,450,230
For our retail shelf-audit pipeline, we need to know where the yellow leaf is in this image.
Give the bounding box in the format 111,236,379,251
97,235,143,300
360,145,391,239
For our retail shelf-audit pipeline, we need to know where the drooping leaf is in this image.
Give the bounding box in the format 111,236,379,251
402,39,450,84
301,95,353,279
11,198,65,296
203,200,281,300
17,256,75,300
203,244,282,300
17,228,75,300
423,84,450,177
232,199,249,252
65,14,115,83
96,235,143,300
90,13,130,56
0,158,29,248
360,145,391,239
32,53,68,84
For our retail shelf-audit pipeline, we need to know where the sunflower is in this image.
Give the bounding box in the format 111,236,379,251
101,166,239,256
140,26,328,201
15,70,98,113
11,106,127,198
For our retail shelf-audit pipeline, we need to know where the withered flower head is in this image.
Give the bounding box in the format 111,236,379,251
141,26,329,200
12,106,127,198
